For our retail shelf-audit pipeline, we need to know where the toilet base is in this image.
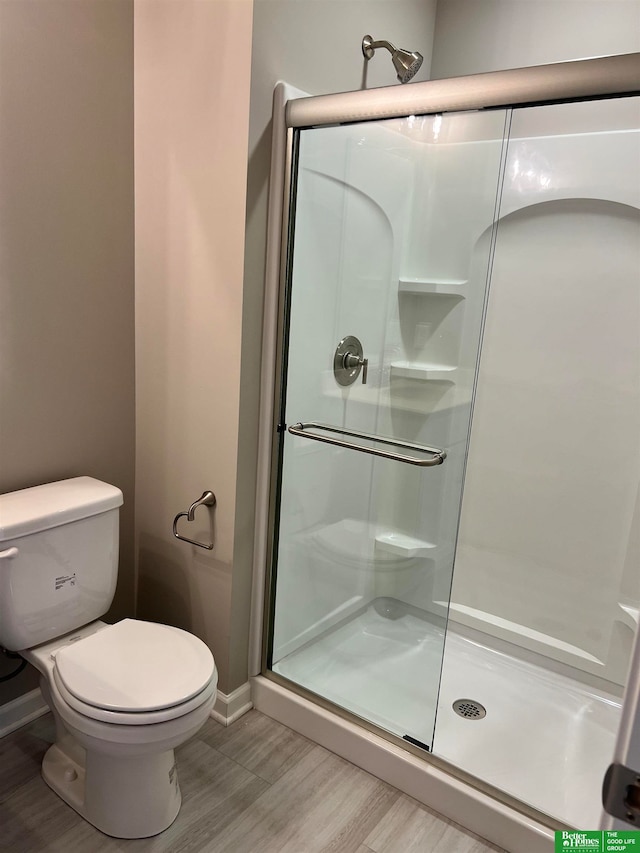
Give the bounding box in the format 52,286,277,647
42,740,182,838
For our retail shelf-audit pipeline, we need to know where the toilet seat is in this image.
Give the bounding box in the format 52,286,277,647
52,619,217,725
52,667,217,725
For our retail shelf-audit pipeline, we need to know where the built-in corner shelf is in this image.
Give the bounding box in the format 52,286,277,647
390,361,457,382
375,531,437,559
398,278,467,296
305,520,439,564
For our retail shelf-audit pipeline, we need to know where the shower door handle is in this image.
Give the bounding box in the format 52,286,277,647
288,422,446,467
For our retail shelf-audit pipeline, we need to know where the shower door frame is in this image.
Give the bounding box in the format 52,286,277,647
252,52,640,832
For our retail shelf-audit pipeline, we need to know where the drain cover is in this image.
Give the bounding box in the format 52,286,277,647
452,699,486,719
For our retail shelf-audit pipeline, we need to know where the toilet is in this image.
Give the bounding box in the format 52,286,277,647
0,476,218,839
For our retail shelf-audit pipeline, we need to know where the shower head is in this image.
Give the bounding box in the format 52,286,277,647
362,35,424,84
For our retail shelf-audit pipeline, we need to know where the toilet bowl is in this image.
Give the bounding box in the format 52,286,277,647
24,619,217,838
0,477,219,839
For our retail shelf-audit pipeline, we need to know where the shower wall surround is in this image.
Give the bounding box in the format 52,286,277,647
453,97,640,687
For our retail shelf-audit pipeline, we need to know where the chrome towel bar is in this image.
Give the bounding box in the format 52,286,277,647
173,490,216,549
287,422,446,467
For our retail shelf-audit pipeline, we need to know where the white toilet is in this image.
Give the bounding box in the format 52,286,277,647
0,476,218,839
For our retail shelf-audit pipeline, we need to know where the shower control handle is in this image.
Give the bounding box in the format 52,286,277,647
334,336,368,386
343,352,368,384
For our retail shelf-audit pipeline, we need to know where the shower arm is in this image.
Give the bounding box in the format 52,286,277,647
362,37,395,59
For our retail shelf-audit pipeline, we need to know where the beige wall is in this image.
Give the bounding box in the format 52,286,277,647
134,0,253,694
431,0,640,78
0,0,135,705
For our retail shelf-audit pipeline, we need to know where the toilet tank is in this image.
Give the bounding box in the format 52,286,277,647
0,477,123,651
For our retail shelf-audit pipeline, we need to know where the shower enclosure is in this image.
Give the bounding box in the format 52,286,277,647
255,54,640,845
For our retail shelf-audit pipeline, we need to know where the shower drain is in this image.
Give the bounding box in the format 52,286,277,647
452,699,486,719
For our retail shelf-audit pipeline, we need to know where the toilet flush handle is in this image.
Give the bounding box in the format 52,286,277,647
0,547,18,560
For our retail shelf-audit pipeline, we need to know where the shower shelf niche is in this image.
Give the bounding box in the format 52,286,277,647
393,278,468,383
374,531,437,559
398,277,468,296
390,362,457,382
321,380,468,415
302,520,438,563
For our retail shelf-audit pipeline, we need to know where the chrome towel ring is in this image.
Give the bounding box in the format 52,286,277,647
173,490,216,550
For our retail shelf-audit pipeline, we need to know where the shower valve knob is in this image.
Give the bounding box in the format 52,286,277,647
344,353,368,384
334,336,368,386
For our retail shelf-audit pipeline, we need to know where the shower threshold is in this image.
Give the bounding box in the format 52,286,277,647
272,598,621,829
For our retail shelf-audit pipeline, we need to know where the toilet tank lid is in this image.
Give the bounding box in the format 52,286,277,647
0,477,123,542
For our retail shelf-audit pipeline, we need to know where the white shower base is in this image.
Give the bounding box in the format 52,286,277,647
272,602,621,829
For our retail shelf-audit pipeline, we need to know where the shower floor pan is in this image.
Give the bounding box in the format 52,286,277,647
272,600,621,828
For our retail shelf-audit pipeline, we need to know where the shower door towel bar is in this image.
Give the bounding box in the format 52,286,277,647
287,422,446,467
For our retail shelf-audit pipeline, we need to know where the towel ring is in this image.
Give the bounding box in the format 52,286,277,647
173,490,216,550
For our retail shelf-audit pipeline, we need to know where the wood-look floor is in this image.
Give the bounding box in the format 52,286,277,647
0,709,506,853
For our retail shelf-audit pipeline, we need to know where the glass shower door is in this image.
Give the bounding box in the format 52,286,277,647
434,95,640,827
267,109,509,751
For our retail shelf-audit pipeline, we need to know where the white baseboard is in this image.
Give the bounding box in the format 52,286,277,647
210,681,252,727
0,683,253,737
0,688,49,738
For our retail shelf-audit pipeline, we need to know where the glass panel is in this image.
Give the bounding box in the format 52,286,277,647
434,96,640,825
268,110,509,751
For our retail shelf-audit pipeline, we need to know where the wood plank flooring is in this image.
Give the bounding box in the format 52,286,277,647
0,709,506,853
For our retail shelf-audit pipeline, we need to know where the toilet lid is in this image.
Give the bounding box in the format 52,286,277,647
54,619,215,712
